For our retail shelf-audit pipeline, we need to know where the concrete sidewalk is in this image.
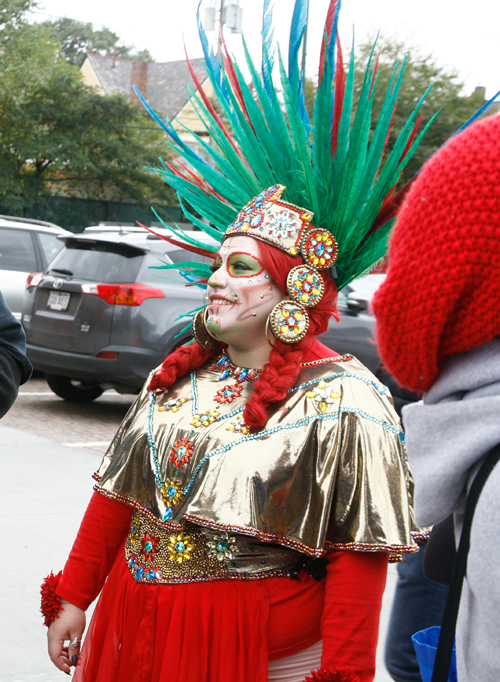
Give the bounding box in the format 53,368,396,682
0,425,101,682
0,424,396,681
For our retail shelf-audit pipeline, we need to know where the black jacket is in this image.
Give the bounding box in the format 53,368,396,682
0,292,32,418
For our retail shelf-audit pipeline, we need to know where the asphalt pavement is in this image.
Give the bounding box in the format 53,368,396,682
0,387,398,682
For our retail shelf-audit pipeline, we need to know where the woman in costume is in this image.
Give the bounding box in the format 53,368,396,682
43,2,434,680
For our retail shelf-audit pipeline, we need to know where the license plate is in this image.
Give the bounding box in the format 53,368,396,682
47,291,71,311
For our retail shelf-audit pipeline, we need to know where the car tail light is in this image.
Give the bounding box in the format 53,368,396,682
96,351,119,359
81,283,164,306
25,272,43,290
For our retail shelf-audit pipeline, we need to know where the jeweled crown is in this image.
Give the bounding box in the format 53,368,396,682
223,185,313,256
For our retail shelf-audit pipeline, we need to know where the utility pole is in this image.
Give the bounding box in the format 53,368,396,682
204,0,242,34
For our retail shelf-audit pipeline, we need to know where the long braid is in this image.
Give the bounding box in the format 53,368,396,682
148,341,221,393
243,240,339,430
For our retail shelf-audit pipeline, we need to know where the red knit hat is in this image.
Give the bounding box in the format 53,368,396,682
373,114,500,392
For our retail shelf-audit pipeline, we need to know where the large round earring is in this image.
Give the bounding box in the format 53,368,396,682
192,308,220,350
264,316,276,348
268,300,309,344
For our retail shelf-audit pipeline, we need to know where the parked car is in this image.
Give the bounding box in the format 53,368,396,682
319,273,418,415
24,228,416,411
23,228,215,401
0,215,71,320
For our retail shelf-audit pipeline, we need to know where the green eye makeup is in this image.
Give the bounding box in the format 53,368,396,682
227,252,264,278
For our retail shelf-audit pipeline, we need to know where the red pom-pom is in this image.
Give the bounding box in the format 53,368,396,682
40,570,63,627
304,670,361,682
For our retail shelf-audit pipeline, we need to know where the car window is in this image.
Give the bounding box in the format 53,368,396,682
167,249,214,265
0,227,37,272
38,232,64,265
336,286,352,311
143,248,214,284
48,242,143,282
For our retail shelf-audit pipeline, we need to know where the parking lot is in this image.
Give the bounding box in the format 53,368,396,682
2,375,134,454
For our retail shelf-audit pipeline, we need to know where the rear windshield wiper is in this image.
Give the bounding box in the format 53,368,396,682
49,268,73,276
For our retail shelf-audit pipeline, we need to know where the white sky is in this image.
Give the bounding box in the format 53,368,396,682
33,0,500,99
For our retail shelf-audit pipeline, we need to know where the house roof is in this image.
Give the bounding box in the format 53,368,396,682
83,53,208,119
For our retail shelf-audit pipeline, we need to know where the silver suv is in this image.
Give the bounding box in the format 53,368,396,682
0,215,70,320
23,228,213,401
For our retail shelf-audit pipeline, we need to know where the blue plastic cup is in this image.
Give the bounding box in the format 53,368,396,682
412,626,457,682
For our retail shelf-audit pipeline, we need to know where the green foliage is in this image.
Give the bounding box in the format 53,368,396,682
41,17,153,67
353,36,487,181
0,8,173,215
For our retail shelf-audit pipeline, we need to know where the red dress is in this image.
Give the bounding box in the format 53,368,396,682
56,342,392,682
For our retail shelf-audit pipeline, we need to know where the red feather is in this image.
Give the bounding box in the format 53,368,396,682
368,51,381,98
218,29,253,129
303,669,361,682
380,101,397,162
399,115,423,162
319,0,339,85
40,570,63,627
369,177,416,234
331,35,345,156
136,222,217,260
184,47,248,164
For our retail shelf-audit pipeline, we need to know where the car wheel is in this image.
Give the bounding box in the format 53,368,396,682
45,374,104,402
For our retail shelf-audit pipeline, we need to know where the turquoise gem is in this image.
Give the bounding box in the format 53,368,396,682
129,557,136,567
217,357,228,368
136,567,144,580
167,486,177,498
147,569,155,580
220,369,231,380
144,541,153,552
239,369,248,381
316,243,325,256
216,541,229,553
163,507,173,521
176,541,186,553
178,446,187,456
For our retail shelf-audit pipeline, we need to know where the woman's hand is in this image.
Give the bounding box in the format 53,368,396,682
47,600,86,674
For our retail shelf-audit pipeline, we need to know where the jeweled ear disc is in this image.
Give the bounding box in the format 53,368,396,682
300,229,338,270
192,308,219,350
286,265,325,307
269,300,309,344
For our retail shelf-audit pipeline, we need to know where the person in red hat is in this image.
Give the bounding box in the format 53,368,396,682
373,113,500,682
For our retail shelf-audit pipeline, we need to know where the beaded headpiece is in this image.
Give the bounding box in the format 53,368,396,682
134,0,490,343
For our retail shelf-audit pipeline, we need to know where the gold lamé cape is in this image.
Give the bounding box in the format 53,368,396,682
94,353,421,561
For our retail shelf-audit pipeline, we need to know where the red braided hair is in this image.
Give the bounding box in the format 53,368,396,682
149,237,339,430
242,240,338,430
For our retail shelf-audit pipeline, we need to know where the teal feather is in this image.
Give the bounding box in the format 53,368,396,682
138,4,439,291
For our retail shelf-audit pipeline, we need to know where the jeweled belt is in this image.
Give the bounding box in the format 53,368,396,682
125,511,302,584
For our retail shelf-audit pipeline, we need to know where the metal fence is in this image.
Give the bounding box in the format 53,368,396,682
2,196,183,233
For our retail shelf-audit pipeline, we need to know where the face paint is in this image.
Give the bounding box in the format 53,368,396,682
206,236,284,346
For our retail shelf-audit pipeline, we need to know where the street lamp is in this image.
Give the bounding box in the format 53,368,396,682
204,0,243,34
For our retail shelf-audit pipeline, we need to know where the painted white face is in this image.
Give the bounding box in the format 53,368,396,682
206,236,284,347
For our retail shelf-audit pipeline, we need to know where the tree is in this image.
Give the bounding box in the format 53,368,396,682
0,10,174,214
41,17,153,67
352,36,486,181
303,36,488,182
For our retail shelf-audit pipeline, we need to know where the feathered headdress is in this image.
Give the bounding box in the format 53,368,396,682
134,0,496,340
135,0,437,295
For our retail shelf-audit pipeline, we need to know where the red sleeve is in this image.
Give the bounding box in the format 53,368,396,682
56,491,134,611
320,550,389,682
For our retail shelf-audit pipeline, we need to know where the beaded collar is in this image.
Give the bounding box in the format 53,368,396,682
210,351,263,384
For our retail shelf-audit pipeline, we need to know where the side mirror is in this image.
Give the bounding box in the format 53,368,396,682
345,298,367,315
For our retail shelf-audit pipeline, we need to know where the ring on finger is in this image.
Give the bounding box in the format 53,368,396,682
70,638,81,647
